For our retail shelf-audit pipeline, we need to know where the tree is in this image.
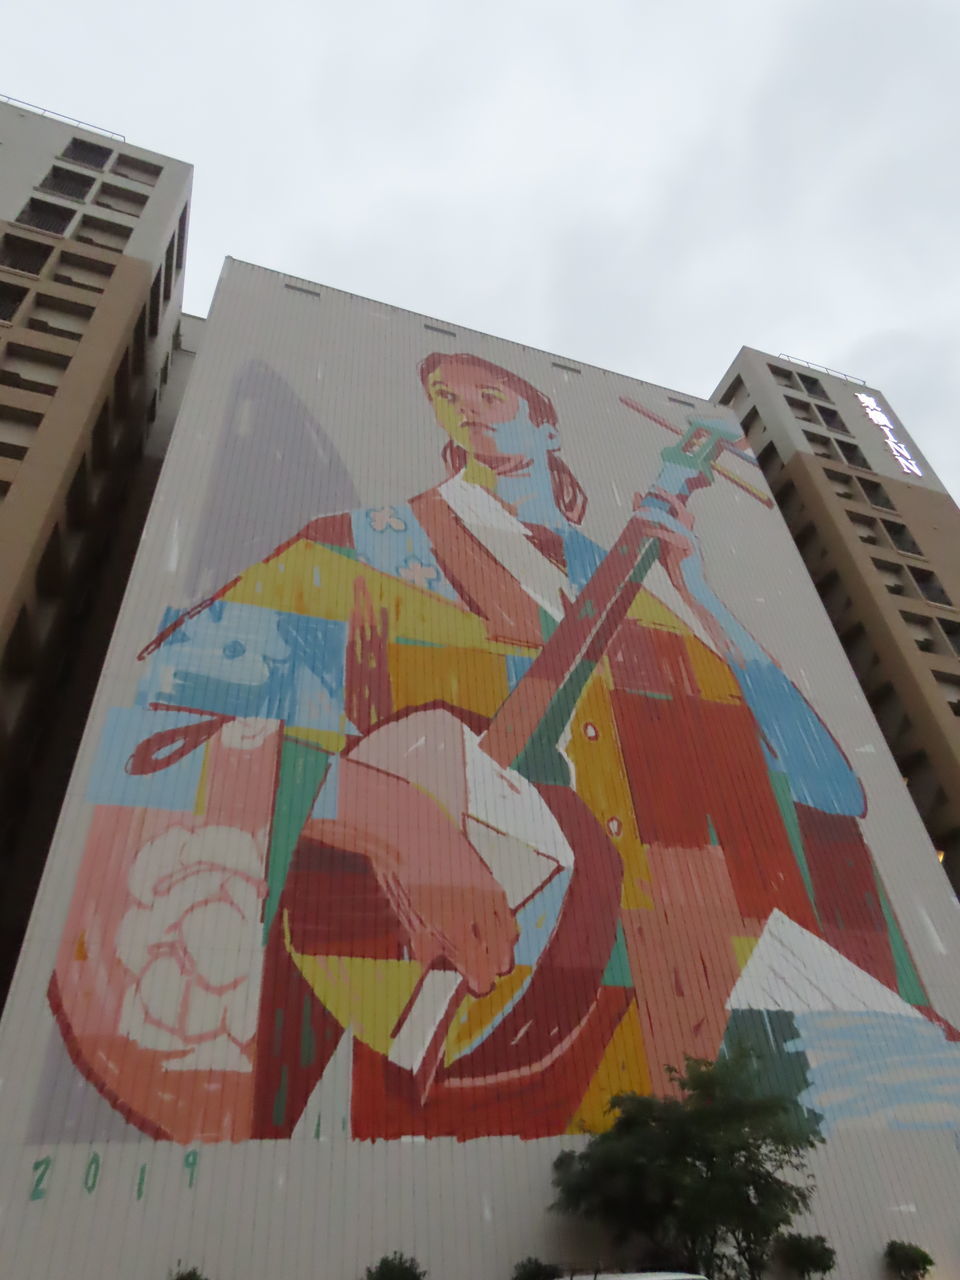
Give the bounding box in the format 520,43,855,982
775,1232,836,1280
552,1054,820,1280
884,1240,935,1280
511,1259,563,1280
364,1252,428,1280
169,1266,210,1280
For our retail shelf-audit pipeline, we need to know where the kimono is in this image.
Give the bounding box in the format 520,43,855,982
49,472,914,1144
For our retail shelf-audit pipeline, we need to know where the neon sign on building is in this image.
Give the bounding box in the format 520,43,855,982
856,393,923,477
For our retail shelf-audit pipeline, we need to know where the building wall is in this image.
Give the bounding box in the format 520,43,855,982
2,263,960,1279
713,349,960,882
0,103,194,1004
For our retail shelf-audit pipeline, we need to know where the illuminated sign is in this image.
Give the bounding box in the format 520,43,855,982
856,393,923,477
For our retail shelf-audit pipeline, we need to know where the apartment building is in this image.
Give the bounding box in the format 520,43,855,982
0,98,192,975
713,348,960,886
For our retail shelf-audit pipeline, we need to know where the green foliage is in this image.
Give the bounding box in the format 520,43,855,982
511,1259,564,1280
364,1252,428,1280
552,1054,821,1280
884,1240,935,1280
775,1232,836,1279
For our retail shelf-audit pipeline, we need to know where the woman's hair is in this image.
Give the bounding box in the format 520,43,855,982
418,351,587,525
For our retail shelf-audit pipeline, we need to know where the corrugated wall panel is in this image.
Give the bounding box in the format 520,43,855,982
1,260,958,1279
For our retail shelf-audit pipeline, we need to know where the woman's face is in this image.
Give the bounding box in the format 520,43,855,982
426,362,558,471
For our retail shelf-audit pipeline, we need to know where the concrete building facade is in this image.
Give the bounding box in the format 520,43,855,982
713,350,960,885
0,99,193,989
1,261,960,1280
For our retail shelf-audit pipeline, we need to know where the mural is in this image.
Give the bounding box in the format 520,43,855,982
46,350,960,1145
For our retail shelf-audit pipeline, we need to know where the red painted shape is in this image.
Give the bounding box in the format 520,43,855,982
796,804,897,989
350,987,634,1140
611,684,818,931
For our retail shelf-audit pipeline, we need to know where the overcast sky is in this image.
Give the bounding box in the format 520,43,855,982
5,0,958,497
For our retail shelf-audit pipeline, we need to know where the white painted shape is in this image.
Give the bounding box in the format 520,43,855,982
465,818,559,909
727,909,924,1017
463,729,574,868
388,970,461,1073
439,473,571,618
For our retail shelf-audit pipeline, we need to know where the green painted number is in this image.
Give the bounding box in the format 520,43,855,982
30,1156,52,1202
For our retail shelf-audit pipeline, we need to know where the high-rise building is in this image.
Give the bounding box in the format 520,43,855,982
1,259,959,1280
712,349,960,887
0,98,193,987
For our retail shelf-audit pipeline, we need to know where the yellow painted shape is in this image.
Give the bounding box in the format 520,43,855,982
443,965,531,1066
284,914,422,1054
388,643,509,720
223,539,526,654
74,932,88,962
683,634,742,704
285,727,348,754
566,667,652,910
626,587,690,633
732,935,760,971
193,740,211,816
566,1002,651,1134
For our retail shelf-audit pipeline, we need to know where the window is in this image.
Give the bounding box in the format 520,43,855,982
76,215,131,253
882,521,923,556
816,405,850,434
38,165,95,202
755,439,782,482
798,372,830,400
0,281,28,323
872,558,910,597
768,363,799,389
66,458,91,528
148,269,161,337
859,478,895,510
132,308,147,376
111,154,162,186
898,749,940,814
28,293,94,341
0,403,43,460
814,569,849,618
91,404,111,469
160,354,170,387
718,375,745,407
909,567,952,608
901,611,941,654
941,619,960,659
786,395,817,423
837,439,871,469
175,204,188,271
847,511,881,546
16,197,74,235
36,524,65,598
163,234,175,301
824,468,856,500
62,137,112,169
93,182,147,218
0,343,71,396
55,251,114,292
0,233,53,275
932,671,960,717
803,430,839,460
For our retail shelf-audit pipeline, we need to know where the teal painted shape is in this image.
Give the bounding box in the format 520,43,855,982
263,737,332,941
878,884,927,1005
511,657,596,786
767,769,818,912
602,921,633,987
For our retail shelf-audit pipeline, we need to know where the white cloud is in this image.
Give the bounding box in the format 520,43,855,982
4,0,958,495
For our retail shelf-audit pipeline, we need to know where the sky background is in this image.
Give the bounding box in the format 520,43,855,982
4,0,958,497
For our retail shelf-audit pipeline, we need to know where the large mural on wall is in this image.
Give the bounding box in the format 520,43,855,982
45,346,960,1146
